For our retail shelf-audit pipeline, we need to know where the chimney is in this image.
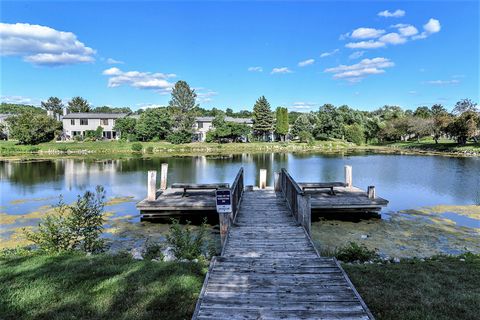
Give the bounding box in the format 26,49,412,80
63,107,68,116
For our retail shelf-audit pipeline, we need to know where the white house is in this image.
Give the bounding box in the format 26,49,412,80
193,116,253,141
0,114,11,139
62,113,127,140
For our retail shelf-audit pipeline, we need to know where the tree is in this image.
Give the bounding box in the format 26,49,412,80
252,96,274,141
0,103,45,114
206,113,251,142
344,124,365,145
407,117,433,141
452,98,478,115
114,117,137,139
430,104,451,143
274,107,289,141
169,81,197,132
6,111,61,144
92,106,132,114
413,106,432,119
291,113,316,138
316,104,344,139
135,107,173,141
41,97,63,117
447,111,480,144
68,97,91,113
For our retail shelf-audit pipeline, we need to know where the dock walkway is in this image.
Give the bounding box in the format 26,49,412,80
193,189,373,319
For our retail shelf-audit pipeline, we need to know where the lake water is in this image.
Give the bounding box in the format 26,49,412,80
1,152,479,257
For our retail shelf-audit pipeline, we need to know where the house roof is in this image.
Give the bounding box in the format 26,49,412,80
62,113,128,119
195,116,253,124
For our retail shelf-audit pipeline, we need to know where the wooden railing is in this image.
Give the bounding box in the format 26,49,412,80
279,168,311,235
230,167,244,222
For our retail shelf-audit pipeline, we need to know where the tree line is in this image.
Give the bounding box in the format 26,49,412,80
0,80,478,146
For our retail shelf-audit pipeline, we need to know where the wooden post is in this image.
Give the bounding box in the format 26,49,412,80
259,169,267,189
147,170,157,201
344,165,352,188
219,213,231,247
367,186,376,199
297,194,311,235
274,172,281,191
160,163,168,190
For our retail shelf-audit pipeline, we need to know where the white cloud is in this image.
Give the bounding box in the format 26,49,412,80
426,79,460,85
325,57,394,82
0,95,40,105
102,67,176,94
196,90,218,103
378,10,406,18
339,32,350,40
248,66,263,72
298,59,315,67
289,102,316,110
393,24,419,37
106,58,123,64
351,27,385,39
345,40,385,49
379,33,407,45
319,49,339,58
348,51,365,59
271,67,292,74
412,18,441,40
0,22,95,66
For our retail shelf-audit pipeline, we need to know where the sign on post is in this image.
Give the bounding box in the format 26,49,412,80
216,189,232,214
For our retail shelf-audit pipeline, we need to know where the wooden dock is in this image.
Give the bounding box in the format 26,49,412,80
193,171,374,319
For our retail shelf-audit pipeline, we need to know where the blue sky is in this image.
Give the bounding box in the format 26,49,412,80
1,1,479,112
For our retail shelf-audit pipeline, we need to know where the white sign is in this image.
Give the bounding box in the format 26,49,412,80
216,189,232,214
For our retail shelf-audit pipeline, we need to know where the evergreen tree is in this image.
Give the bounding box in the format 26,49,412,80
68,97,91,113
274,107,289,141
168,80,198,133
41,97,63,117
252,96,274,141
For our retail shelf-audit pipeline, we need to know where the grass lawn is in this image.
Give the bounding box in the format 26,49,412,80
343,255,480,320
383,138,480,154
0,139,355,158
0,253,206,320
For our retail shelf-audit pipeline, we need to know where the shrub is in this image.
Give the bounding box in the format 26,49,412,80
146,146,154,153
126,133,138,142
166,218,210,260
84,126,104,141
73,135,83,141
344,124,365,146
298,131,313,143
25,186,107,254
144,242,164,260
28,146,40,153
57,146,68,153
167,130,192,144
335,242,378,262
131,142,143,152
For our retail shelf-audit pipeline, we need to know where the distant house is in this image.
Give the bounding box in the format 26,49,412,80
62,113,128,140
193,116,253,142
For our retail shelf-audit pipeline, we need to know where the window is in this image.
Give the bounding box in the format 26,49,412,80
80,119,88,125
198,121,204,129
70,119,75,125
102,119,109,125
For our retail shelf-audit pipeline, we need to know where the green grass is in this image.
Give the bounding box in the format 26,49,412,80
0,139,355,158
0,252,206,320
343,254,480,320
381,138,480,154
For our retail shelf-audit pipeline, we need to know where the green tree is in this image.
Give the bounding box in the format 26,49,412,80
0,103,45,114
275,107,289,141
169,81,197,132
114,117,137,139
447,111,479,144
291,113,316,137
92,106,132,114
453,98,478,115
413,106,432,119
316,104,344,139
252,96,274,141
6,111,61,144
68,97,91,113
135,107,173,141
430,104,451,143
41,97,63,117
344,124,365,145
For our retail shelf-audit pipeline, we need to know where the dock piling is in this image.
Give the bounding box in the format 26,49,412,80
147,170,157,201
344,165,352,188
160,163,168,190
367,186,376,199
219,213,231,247
259,169,267,189
274,172,281,191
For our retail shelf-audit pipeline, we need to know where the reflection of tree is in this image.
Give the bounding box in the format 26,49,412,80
1,160,64,187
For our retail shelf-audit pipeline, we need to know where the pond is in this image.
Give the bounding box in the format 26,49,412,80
1,152,479,257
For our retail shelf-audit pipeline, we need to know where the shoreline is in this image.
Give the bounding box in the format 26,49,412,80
1,140,479,160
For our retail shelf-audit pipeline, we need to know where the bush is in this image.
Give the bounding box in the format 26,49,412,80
298,131,313,143
167,130,192,144
126,133,138,142
166,219,210,260
57,146,68,153
344,124,365,145
28,146,40,153
84,126,104,141
144,242,164,260
335,242,378,262
131,142,143,152
146,146,154,153
73,135,83,141
25,186,107,254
